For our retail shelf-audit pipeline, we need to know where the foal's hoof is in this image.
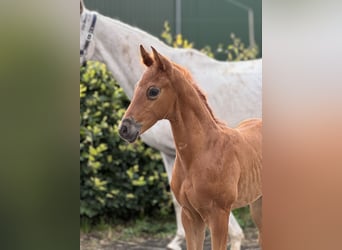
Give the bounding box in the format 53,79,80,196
167,234,184,250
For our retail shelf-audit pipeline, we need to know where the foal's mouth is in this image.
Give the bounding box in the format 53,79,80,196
126,130,140,143
119,117,141,143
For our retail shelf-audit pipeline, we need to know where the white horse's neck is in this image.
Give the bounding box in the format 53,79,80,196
82,9,240,99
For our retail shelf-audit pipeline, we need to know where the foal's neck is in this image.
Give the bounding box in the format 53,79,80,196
168,72,225,158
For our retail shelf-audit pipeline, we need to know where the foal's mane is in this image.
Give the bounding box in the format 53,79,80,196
171,62,226,126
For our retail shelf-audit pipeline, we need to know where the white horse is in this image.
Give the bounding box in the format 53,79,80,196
80,1,261,250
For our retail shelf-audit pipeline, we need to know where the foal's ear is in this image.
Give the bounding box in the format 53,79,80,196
140,45,153,67
151,46,171,72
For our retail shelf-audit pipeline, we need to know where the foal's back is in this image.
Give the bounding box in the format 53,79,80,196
236,118,262,145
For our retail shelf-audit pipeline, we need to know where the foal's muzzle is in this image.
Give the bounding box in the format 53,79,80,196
119,117,142,143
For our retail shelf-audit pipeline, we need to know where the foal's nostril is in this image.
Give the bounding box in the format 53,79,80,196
119,117,141,143
120,125,128,136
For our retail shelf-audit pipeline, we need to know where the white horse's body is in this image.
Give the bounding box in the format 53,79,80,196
81,4,261,250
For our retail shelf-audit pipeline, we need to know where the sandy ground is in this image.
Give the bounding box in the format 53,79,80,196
80,227,260,250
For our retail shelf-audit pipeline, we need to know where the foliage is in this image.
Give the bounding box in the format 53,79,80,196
80,216,177,246
160,21,173,45
226,33,259,61
80,61,172,221
119,216,176,239
161,21,259,61
161,21,193,49
232,206,254,229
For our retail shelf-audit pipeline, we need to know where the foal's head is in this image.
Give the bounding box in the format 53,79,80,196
119,45,177,143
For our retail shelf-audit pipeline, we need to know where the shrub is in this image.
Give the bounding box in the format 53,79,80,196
226,33,259,61
161,21,193,49
160,21,259,61
80,61,172,221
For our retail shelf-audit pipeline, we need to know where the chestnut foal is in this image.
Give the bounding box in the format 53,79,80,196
119,46,262,250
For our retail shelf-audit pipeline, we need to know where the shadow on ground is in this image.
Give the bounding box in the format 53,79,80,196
81,227,260,250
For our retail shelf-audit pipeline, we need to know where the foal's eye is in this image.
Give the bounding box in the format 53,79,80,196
147,86,160,100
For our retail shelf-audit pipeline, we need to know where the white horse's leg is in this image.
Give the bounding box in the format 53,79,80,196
228,212,245,250
168,193,185,250
161,153,184,250
161,153,244,250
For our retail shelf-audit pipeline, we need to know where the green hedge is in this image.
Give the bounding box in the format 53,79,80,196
80,61,172,221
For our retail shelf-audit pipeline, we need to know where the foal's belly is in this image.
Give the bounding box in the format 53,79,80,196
232,193,262,209
172,169,261,214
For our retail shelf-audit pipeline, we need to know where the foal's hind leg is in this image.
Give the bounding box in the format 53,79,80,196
250,196,263,247
181,207,206,250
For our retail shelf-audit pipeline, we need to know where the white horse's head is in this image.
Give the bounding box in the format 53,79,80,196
80,0,96,65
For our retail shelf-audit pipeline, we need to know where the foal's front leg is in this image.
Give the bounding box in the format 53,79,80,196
208,208,230,250
181,207,206,250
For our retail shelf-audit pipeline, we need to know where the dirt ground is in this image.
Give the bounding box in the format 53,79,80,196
80,227,260,250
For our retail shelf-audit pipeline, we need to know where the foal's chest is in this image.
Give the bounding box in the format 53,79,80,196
171,156,237,212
